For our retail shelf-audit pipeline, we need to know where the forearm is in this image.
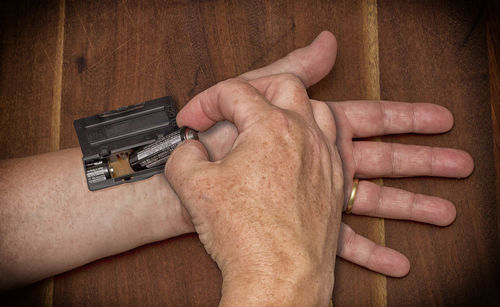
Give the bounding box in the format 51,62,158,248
0,148,193,290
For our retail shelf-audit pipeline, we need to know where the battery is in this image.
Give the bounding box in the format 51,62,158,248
85,161,113,184
129,127,198,171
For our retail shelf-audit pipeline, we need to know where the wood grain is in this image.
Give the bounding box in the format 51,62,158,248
362,1,386,305
1,0,498,306
49,0,65,152
378,0,500,305
0,0,63,158
332,1,387,306
0,0,64,305
486,0,500,245
54,0,385,305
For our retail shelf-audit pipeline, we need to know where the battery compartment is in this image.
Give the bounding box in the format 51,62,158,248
107,151,134,179
85,149,138,184
75,96,178,191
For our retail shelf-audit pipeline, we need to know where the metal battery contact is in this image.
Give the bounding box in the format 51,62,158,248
85,127,198,184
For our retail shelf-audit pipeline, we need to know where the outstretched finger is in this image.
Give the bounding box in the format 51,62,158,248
350,181,456,226
239,31,337,87
353,141,474,178
337,223,410,278
328,101,454,138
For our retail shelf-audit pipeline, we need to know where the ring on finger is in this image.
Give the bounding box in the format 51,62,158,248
345,178,359,214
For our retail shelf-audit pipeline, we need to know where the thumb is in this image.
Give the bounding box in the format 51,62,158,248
239,31,338,87
165,139,210,198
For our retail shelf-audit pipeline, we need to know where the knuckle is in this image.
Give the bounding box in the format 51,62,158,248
220,77,247,88
311,99,330,114
266,108,292,133
274,73,307,96
218,78,252,95
220,78,262,102
274,72,304,86
263,109,304,159
389,143,402,176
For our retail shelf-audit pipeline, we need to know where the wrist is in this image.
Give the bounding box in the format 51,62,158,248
129,173,194,243
219,258,334,306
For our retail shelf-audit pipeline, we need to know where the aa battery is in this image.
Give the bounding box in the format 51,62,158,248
129,127,198,171
85,161,113,184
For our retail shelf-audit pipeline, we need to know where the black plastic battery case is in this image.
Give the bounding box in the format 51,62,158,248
74,96,179,191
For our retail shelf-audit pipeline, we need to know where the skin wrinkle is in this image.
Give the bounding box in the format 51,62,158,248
339,224,356,259
408,190,417,221
327,104,354,212
410,102,416,133
419,146,431,175
375,184,384,216
390,141,397,177
288,53,311,87
340,103,356,140
198,79,253,128
167,75,341,306
380,100,388,135
354,182,456,226
0,31,473,291
255,74,311,115
430,146,437,177
203,93,222,124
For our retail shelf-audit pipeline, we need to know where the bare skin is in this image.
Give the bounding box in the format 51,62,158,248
0,31,473,291
0,148,190,290
166,75,343,306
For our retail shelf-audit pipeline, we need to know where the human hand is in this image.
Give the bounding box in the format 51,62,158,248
198,31,473,278
326,99,473,276
166,75,343,306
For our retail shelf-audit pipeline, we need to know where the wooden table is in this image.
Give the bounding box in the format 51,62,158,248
1,0,499,305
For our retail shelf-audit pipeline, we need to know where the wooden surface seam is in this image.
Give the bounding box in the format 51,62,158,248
1,0,498,305
49,0,65,153
44,0,65,305
362,0,387,306
486,0,500,241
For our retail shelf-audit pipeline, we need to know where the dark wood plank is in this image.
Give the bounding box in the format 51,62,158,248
53,235,222,306
486,0,500,250
2,279,53,307
378,0,500,305
3,0,498,305
56,0,384,305
0,0,64,305
0,0,63,158
331,1,388,305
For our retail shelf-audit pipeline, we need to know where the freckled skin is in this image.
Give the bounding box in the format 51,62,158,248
166,76,343,306
0,31,472,292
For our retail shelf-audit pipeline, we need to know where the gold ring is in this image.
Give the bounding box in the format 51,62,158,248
345,178,359,214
